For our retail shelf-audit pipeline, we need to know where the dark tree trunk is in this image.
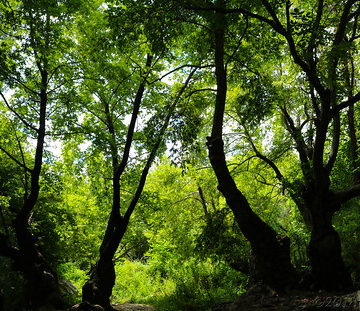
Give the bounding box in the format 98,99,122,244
15,70,63,310
81,56,153,310
207,137,297,290
82,258,116,311
82,217,128,311
304,189,353,290
0,68,65,310
80,56,194,310
11,215,63,310
208,3,297,291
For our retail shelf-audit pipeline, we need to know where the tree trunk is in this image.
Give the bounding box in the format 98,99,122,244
82,217,128,311
82,257,116,311
208,4,296,291
24,254,63,311
4,68,64,310
11,215,63,310
207,136,297,291
304,190,353,290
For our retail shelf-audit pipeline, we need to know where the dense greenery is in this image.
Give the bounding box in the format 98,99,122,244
1,0,360,310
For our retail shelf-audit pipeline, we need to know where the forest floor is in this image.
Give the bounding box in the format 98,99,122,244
112,303,154,311
212,288,360,311
106,289,360,311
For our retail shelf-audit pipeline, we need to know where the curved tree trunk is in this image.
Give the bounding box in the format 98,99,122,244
208,3,297,291
80,55,195,310
3,69,65,310
207,137,297,290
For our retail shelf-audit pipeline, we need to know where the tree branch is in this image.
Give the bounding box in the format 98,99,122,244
334,91,360,113
335,184,360,204
225,16,248,69
0,145,32,173
148,64,212,85
116,54,153,178
306,0,323,70
123,68,197,222
243,125,283,181
334,0,357,47
0,91,38,132
281,106,311,176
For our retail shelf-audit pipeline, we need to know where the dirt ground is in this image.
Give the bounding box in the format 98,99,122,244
212,289,360,311
112,303,155,311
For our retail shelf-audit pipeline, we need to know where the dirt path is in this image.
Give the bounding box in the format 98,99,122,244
112,303,155,311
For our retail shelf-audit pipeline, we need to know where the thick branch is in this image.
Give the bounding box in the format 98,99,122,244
334,91,360,113
116,54,153,177
281,106,310,167
123,68,197,222
334,0,357,47
211,9,227,138
335,184,360,204
260,0,326,98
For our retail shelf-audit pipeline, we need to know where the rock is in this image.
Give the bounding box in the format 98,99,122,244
59,278,79,297
70,301,104,311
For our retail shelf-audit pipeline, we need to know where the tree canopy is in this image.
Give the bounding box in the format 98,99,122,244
1,0,360,310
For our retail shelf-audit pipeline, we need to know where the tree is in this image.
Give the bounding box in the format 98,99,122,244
203,0,298,291
0,0,81,308
185,0,360,290
68,5,201,308
222,0,360,290
117,0,299,290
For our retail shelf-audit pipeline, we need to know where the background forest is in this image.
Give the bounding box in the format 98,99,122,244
1,0,360,310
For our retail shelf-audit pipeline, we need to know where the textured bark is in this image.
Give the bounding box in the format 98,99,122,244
303,188,353,290
0,67,64,310
207,137,297,291
82,257,117,311
256,0,356,291
81,58,195,309
208,3,297,291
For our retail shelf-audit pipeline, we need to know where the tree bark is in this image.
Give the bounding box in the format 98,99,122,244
0,68,65,310
82,219,127,311
207,137,297,290
208,3,297,291
81,59,195,309
303,188,353,290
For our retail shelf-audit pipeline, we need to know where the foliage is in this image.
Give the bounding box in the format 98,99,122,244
1,0,360,309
